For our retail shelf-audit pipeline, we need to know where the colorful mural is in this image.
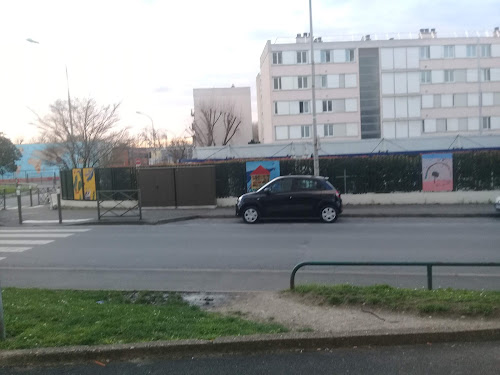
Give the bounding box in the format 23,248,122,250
246,161,280,192
422,153,453,192
72,169,84,200
83,168,96,201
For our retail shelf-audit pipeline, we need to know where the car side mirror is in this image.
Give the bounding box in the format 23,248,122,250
264,188,271,195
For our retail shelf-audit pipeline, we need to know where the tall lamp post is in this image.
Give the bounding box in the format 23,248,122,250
136,111,157,149
309,0,319,176
26,38,74,137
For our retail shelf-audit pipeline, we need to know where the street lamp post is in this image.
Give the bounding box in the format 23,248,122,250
26,38,74,137
136,111,158,149
309,0,320,176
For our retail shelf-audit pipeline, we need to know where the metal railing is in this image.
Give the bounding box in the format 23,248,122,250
37,187,57,205
0,189,5,210
290,261,500,290
97,190,142,221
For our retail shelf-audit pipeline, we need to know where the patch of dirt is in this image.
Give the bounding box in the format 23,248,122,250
208,291,500,334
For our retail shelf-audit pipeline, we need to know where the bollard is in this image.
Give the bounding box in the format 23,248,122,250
37,188,40,206
29,186,33,207
2,189,5,210
0,282,5,341
57,187,62,224
17,188,22,224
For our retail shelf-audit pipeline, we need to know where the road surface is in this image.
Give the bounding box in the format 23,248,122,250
0,217,499,291
2,341,499,374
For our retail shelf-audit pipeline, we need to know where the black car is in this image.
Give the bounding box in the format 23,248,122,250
236,175,342,224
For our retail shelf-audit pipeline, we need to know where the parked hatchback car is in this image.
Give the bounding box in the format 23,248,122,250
236,175,342,224
495,196,500,212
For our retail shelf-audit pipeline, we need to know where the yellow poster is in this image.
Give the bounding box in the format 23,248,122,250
83,168,96,201
72,169,83,200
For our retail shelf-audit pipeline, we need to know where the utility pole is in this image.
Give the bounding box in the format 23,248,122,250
309,0,319,176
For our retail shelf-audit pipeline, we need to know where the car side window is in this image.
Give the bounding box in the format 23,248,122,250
293,179,321,191
269,179,293,193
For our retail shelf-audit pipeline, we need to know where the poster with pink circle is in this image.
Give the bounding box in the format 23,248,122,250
422,153,453,192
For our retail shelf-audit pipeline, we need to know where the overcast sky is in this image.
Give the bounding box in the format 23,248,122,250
0,0,498,143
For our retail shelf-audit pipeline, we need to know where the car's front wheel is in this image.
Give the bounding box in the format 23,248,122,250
320,205,338,223
242,206,260,224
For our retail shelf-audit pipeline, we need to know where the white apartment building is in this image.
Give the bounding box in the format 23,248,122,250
192,86,253,146
256,28,500,143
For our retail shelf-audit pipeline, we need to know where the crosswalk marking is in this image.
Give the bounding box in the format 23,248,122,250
23,219,92,223
0,247,32,252
0,229,91,233
0,233,73,238
0,240,54,245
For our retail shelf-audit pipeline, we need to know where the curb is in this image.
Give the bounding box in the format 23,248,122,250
1,328,499,366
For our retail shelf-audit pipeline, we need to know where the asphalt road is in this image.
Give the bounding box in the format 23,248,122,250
2,341,500,374
0,217,499,291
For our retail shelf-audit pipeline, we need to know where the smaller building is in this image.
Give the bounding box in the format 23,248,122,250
192,86,253,147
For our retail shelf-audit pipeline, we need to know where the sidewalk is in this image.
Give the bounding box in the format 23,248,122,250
0,203,498,226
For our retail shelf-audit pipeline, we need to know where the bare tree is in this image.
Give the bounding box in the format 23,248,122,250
192,102,242,147
136,127,168,149
14,136,24,145
32,98,130,169
166,137,192,163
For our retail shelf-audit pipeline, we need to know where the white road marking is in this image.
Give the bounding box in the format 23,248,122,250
0,229,90,233
0,257,5,262
0,247,32,252
22,219,93,223
0,234,73,238
0,240,54,245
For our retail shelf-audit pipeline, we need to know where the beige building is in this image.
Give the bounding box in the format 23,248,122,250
257,28,500,143
192,87,253,146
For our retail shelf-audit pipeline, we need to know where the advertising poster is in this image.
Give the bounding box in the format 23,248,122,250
83,168,96,201
422,153,453,192
246,161,280,192
72,169,84,200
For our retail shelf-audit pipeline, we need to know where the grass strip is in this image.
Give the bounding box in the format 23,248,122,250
288,284,500,317
0,289,286,350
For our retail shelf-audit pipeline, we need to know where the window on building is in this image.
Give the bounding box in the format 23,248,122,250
321,50,331,63
339,74,346,88
480,44,491,57
297,51,307,64
453,93,467,107
321,75,327,88
444,70,455,83
298,76,308,89
482,117,491,129
324,124,334,136
274,102,278,115
434,95,442,108
466,45,477,57
458,118,468,131
273,77,281,90
420,46,430,59
299,101,309,113
345,49,355,62
272,52,282,65
444,45,455,58
322,100,332,112
481,68,491,82
420,71,431,83
436,119,447,132
301,125,311,138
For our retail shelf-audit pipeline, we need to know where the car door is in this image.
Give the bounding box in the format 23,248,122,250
259,178,294,217
290,178,323,217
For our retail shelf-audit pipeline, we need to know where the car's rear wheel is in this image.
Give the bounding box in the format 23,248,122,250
242,206,260,224
320,205,338,223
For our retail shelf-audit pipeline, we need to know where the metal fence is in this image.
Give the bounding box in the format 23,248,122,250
97,190,142,221
290,261,500,290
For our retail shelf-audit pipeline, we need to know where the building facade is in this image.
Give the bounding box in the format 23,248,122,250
256,28,500,144
192,87,253,146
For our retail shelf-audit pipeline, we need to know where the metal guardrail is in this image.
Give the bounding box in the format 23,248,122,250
97,190,142,221
290,261,500,290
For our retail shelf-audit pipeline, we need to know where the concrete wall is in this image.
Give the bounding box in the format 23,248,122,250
217,190,500,207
